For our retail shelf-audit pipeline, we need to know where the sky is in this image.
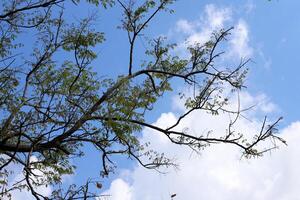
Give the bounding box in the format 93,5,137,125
7,0,300,199
97,1,300,199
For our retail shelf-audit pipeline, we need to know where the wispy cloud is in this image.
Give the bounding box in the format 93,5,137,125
229,19,253,59
171,4,253,60
244,0,256,14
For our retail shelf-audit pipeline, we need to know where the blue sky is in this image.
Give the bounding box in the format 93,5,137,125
8,0,300,199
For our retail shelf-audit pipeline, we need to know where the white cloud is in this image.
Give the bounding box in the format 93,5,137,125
4,156,72,200
102,90,300,200
99,179,132,200
204,4,232,29
244,0,256,14
172,86,278,118
173,4,253,60
175,4,232,47
10,175,52,200
233,92,279,114
5,156,52,200
257,44,273,70
229,19,253,58
176,19,195,35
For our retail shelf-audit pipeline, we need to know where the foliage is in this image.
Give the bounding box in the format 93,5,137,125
0,0,284,199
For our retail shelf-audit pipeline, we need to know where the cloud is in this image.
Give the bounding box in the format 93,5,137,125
4,156,52,200
176,19,195,35
6,160,76,200
257,44,273,70
231,91,279,115
102,89,300,200
244,0,256,14
229,19,253,58
175,4,232,46
99,179,132,200
172,4,253,60
204,4,232,30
